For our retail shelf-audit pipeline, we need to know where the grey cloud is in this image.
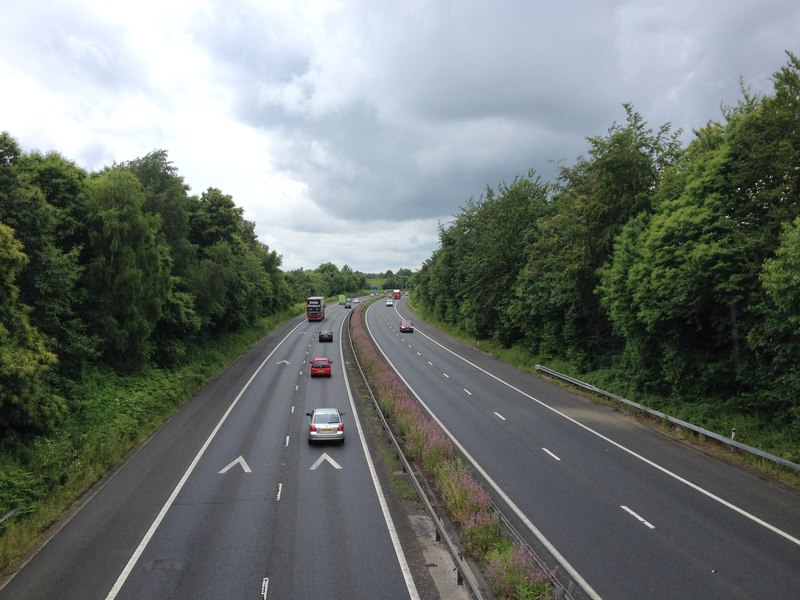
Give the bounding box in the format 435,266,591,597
3,0,798,273
3,3,147,96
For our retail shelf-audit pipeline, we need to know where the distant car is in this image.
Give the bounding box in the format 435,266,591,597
306,408,345,444
353,298,360,303
399,321,414,333
310,357,332,377
318,329,333,343
345,301,352,308
386,299,394,307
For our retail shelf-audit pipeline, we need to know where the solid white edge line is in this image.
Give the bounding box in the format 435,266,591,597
411,321,800,549
367,304,600,599
338,312,420,600
104,319,306,600
0,418,165,592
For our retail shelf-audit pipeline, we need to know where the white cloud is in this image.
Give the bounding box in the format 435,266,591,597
2,0,798,272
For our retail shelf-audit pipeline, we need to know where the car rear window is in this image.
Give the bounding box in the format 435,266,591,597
313,413,340,424
313,360,328,368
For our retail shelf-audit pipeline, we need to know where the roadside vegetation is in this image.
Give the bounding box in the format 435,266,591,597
411,52,800,464
350,302,552,599
2,49,798,590
0,306,302,572
0,136,385,573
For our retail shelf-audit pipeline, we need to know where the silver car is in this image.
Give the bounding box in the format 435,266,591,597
306,408,345,444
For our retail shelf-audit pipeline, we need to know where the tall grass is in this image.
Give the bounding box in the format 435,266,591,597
350,303,552,599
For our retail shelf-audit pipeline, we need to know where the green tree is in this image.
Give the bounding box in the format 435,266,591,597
188,187,246,249
454,174,550,342
285,268,324,301
123,151,201,365
0,222,65,436
598,53,800,400
9,147,95,376
186,187,289,331
512,106,680,366
80,169,171,368
413,200,480,326
747,216,800,434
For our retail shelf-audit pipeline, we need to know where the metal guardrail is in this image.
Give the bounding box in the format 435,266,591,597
0,508,19,527
345,307,484,598
534,364,800,472
349,304,579,599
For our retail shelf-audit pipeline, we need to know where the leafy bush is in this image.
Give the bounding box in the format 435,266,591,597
487,544,552,600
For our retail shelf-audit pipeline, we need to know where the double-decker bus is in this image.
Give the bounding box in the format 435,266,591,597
306,296,325,321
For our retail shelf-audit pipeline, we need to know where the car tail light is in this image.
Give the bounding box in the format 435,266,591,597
338,424,344,432
310,424,316,432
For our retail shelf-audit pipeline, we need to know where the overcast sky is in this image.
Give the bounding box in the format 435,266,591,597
2,1,798,273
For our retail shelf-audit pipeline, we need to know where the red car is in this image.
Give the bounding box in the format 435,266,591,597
399,321,414,333
310,357,332,377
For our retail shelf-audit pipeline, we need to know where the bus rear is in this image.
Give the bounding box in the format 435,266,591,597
307,296,325,321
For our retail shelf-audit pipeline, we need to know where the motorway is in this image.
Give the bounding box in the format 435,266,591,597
0,303,418,600
368,297,800,600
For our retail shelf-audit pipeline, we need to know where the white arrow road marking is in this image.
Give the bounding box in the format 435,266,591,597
276,359,289,365
218,456,252,474
104,320,306,600
309,452,342,470
543,448,561,461
621,505,655,529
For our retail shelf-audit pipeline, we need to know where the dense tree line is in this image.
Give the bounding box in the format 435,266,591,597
381,268,414,291
413,53,800,438
284,262,368,299
0,141,292,438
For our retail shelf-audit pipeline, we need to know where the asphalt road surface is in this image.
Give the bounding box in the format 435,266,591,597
368,297,800,600
1,304,418,600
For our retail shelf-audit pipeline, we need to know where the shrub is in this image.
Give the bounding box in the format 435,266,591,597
487,544,551,600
